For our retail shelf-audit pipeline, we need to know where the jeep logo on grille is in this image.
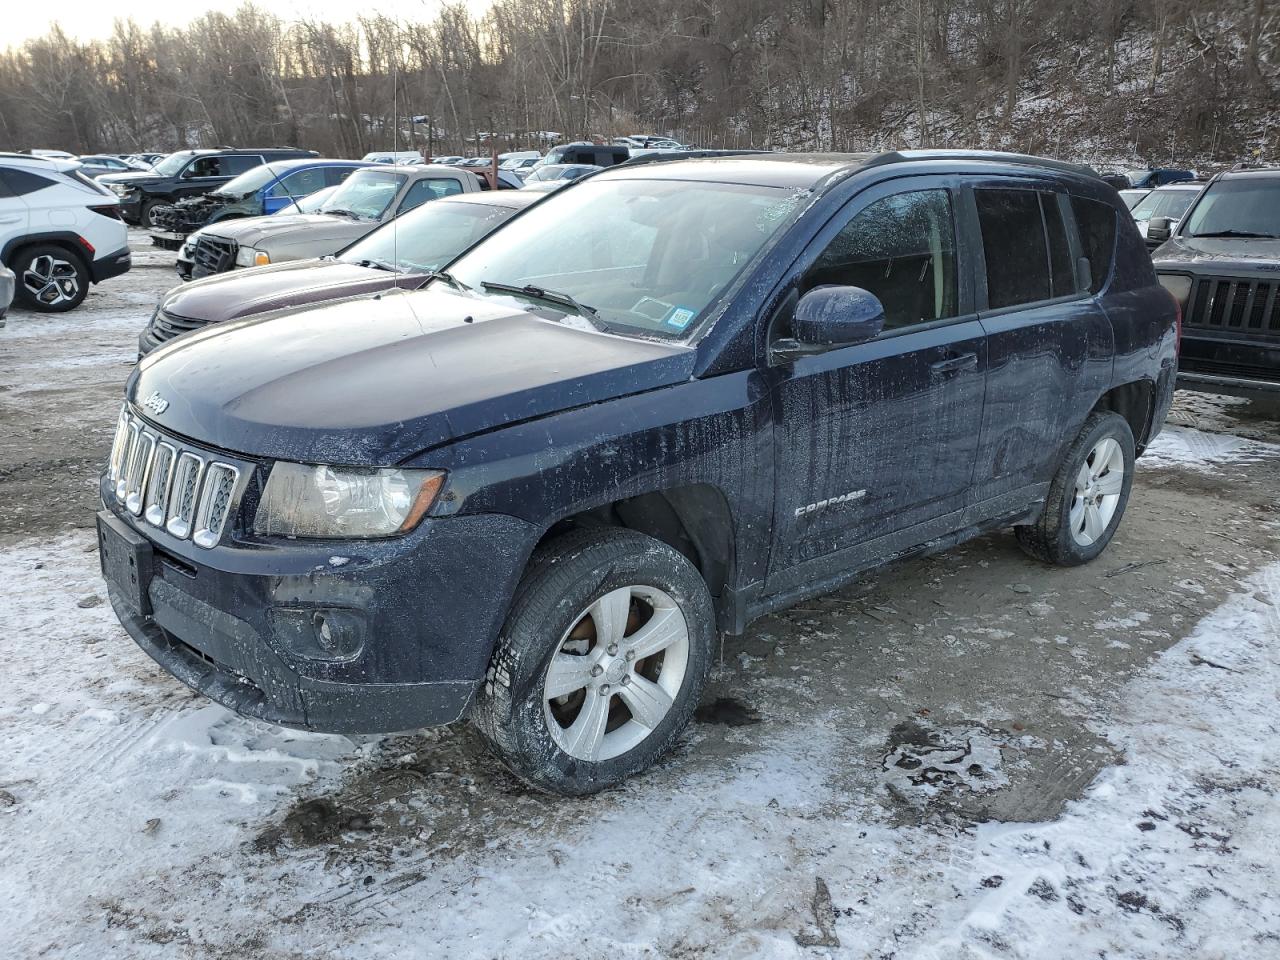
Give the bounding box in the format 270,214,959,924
142,391,169,415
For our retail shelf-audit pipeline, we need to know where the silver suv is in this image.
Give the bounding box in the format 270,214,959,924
178,165,479,280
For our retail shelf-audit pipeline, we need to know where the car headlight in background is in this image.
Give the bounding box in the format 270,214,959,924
109,183,131,197
1157,274,1192,311
235,246,271,268
254,463,445,538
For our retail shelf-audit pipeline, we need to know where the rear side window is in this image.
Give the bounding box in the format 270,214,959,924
975,188,1077,308
1070,196,1117,293
1,168,56,195
268,167,326,199
223,155,264,176
398,177,464,214
324,166,357,187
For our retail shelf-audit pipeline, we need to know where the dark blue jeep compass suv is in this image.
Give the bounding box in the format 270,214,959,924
99,151,1177,795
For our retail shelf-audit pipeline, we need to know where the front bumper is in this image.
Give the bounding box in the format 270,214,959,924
119,197,143,222
1177,369,1280,399
98,485,538,734
91,246,132,283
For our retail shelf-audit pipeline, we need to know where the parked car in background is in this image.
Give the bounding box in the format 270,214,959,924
361,150,423,165
1124,168,1195,188
29,149,77,160
101,150,1174,795
1152,167,1280,402
128,153,166,168
1128,183,1202,248
141,191,540,355
0,153,130,312
98,147,317,227
521,163,601,191
533,142,629,169
500,157,540,176
150,158,371,250
1118,188,1150,210
176,163,478,279
77,154,149,177
432,156,465,165
274,184,338,216
0,262,13,326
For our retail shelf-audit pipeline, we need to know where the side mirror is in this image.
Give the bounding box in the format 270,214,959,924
772,285,886,362
1146,217,1173,244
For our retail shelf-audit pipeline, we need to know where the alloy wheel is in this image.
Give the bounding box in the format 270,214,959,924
1070,436,1125,546
22,255,81,307
543,585,690,762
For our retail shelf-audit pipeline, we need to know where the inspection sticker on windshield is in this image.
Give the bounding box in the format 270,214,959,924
665,307,696,331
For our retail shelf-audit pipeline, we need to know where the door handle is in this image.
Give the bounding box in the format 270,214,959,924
929,352,978,374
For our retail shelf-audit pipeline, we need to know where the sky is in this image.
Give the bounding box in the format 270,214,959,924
7,0,494,48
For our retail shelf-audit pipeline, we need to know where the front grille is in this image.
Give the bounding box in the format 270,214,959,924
149,307,208,345
192,234,238,276
1184,276,1280,337
107,406,242,549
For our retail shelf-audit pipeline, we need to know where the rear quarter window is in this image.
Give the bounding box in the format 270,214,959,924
0,168,57,195
1070,196,1117,294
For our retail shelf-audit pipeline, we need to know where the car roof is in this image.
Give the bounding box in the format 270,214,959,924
1218,167,1280,181
437,191,542,210
599,149,1101,190
1148,182,1203,191
0,152,79,173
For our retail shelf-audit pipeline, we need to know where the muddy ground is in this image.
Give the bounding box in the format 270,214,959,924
3,230,1280,957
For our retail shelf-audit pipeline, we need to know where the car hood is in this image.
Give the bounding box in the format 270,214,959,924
202,214,372,247
129,287,695,464
98,171,165,187
163,259,420,323
1152,236,1280,273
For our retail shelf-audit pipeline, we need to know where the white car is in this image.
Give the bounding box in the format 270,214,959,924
0,153,131,312
0,262,14,327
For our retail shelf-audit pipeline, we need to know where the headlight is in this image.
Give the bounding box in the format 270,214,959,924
1158,274,1192,309
254,462,445,538
109,183,131,197
235,246,270,267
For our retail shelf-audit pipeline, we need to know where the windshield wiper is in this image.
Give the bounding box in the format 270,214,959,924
352,257,397,272
325,208,362,220
1191,230,1279,239
425,269,468,291
479,281,604,329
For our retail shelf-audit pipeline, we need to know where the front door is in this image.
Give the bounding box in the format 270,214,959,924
766,179,987,596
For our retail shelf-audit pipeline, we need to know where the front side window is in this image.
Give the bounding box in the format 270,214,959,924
1181,179,1280,239
320,169,407,220
803,189,958,331
448,177,806,339
975,188,1077,308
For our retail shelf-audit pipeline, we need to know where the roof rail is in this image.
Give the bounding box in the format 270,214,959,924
866,149,1101,180
620,148,773,167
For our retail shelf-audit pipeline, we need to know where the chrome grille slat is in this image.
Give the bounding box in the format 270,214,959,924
106,405,242,548
144,442,177,526
124,432,156,515
194,463,240,548
166,452,206,540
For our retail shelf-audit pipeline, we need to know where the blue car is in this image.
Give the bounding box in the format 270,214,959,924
150,158,375,247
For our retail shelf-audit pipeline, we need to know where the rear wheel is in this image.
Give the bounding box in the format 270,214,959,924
471,528,714,795
13,245,89,313
1016,411,1135,566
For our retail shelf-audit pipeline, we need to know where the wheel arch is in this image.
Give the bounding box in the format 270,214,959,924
1091,378,1157,451
1,232,91,271
533,483,736,625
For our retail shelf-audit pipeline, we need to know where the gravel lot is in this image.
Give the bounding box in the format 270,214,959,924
2,230,1280,958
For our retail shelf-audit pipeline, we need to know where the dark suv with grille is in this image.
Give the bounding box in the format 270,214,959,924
98,148,317,227
1150,168,1280,401
99,151,1175,796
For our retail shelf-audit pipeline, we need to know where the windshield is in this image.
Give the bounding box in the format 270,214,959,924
320,169,406,220
214,162,293,198
1118,189,1149,210
151,153,190,177
448,177,807,340
340,200,519,272
1182,179,1280,238
1130,189,1198,222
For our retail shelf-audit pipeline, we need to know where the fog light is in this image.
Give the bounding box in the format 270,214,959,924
269,606,366,661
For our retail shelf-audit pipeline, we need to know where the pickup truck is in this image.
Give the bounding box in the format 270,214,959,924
99,150,1176,795
1150,167,1280,403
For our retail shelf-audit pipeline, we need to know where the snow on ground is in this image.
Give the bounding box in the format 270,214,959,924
3,513,1279,958
1142,424,1280,474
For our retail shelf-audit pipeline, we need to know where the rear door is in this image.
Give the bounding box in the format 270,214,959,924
766,176,987,593
968,181,1113,514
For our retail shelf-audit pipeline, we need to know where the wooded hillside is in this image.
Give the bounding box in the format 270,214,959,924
0,0,1274,168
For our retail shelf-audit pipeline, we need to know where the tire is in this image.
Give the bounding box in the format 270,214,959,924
12,245,90,313
141,199,165,228
471,527,715,796
1016,411,1136,566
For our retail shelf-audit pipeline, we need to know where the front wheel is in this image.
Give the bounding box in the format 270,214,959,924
471,528,715,796
1016,411,1136,566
